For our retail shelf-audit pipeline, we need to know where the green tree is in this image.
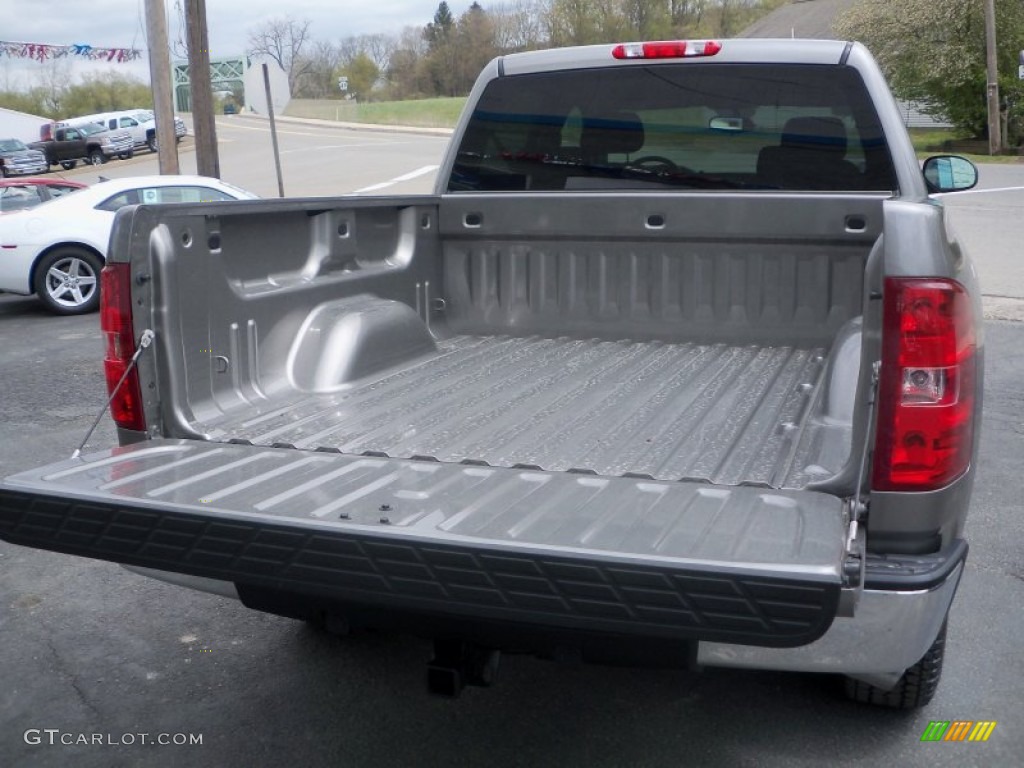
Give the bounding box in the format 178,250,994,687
59,72,153,118
423,2,461,96
835,0,1024,142
455,3,500,93
340,53,381,101
0,89,53,120
622,0,671,39
425,2,456,48
383,26,430,100
545,0,619,46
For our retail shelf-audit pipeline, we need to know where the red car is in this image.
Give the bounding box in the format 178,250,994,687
0,178,88,214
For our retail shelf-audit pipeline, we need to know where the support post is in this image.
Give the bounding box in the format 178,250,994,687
186,0,220,178
263,63,285,198
984,0,1002,155
144,0,180,174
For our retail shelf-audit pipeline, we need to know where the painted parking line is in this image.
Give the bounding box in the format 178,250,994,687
214,120,448,142
934,185,1024,197
353,165,440,194
215,121,396,140
279,141,427,155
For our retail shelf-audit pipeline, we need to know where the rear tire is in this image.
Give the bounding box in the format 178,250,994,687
33,247,103,315
844,622,946,709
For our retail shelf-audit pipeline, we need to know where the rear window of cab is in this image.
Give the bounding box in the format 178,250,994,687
448,64,896,193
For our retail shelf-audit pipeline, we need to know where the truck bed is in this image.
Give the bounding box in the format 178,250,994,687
131,194,879,494
200,333,841,489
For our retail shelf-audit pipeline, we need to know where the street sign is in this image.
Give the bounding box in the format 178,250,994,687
1019,50,1024,80
338,76,349,92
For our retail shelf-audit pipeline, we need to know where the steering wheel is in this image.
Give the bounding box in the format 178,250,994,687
629,155,694,175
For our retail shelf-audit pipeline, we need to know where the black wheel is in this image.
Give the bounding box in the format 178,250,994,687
88,149,106,166
33,247,103,315
119,150,134,160
1,164,9,178
60,160,78,170
844,622,946,709
147,135,158,153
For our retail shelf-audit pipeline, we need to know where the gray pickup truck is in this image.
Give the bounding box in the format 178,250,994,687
0,39,981,707
29,122,134,169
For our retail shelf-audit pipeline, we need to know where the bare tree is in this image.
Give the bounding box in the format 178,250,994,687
669,0,708,33
384,26,430,100
247,16,314,94
362,33,397,74
622,0,669,38
338,33,396,73
31,58,73,116
299,40,342,98
492,0,545,52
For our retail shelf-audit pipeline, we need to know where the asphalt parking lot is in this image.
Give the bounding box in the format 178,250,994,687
1,128,1023,766
1,291,1022,767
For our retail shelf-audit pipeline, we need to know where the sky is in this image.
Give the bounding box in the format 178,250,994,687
0,0,469,88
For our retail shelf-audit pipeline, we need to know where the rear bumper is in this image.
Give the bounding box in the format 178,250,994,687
698,542,966,677
127,544,965,680
130,540,966,679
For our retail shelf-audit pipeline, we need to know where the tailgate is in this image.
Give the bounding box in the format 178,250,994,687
0,440,848,648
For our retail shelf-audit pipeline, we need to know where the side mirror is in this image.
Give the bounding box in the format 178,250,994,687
923,155,978,194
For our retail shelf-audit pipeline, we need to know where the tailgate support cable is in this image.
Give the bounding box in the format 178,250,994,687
71,329,155,460
838,361,880,617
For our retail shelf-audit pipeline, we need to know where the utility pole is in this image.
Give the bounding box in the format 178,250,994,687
144,0,180,174
185,0,220,178
984,0,1002,154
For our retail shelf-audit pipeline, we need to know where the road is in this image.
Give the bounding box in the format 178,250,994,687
53,115,450,198
1,120,1022,767
941,165,1024,320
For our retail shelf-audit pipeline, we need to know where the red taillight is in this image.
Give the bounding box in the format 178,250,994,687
100,263,146,431
872,278,976,491
612,40,722,60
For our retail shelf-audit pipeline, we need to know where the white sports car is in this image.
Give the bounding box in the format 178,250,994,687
0,175,257,314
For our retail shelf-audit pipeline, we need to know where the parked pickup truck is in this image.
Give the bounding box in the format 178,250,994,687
0,39,982,707
0,138,48,177
66,109,188,153
29,122,134,169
